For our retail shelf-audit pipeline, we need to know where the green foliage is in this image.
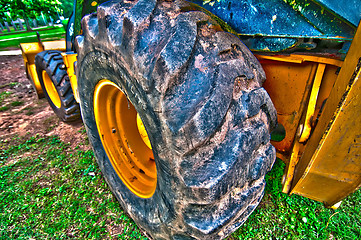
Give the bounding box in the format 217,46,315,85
0,0,12,20
0,0,61,31
4,0,61,19
59,0,74,18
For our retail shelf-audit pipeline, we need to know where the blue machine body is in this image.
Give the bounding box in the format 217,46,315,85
72,0,361,54
189,0,360,53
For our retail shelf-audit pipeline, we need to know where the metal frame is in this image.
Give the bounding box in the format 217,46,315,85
290,23,361,207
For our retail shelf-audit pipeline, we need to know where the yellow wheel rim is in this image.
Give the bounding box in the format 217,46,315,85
93,80,156,198
42,70,61,108
137,113,152,150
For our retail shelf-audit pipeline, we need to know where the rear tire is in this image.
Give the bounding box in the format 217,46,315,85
76,0,277,239
35,50,81,122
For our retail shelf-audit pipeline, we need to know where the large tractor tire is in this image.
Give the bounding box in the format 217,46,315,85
76,0,277,239
35,50,81,122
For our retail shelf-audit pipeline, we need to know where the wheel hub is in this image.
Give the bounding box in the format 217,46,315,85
93,80,156,198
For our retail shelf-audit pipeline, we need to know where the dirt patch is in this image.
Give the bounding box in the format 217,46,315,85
0,55,88,150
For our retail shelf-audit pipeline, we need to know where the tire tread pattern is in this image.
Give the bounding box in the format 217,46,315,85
76,0,277,239
35,50,81,122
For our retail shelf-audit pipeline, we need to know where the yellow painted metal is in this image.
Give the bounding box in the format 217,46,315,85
256,53,344,200
20,42,44,97
290,23,361,206
20,40,66,98
282,141,301,193
136,114,152,150
256,54,342,161
94,80,157,198
27,63,43,97
258,57,317,155
61,52,79,103
258,54,343,67
312,64,340,127
299,63,326,143
42,70,61,108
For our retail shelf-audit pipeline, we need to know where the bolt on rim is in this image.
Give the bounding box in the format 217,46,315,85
93,80,157,198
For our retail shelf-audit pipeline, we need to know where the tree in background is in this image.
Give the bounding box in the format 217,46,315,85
1,0,61,31
59,0,74,19
0,0,13,32
0,0,10,23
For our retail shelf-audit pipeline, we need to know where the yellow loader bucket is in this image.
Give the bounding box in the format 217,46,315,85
20,40,66,98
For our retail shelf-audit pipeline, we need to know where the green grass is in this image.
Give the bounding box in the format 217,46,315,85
22,107,35,116
231,159,361,239
0,93,25,112
0,26,65,50
0,91,12,111
10,101,24,107
9,82,20,87
25,111,34,116
0,91,12,104
0,136,147,239
0,106,10,112
0,136,360,239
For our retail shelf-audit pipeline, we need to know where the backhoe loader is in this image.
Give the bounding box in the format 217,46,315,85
20,0,361,239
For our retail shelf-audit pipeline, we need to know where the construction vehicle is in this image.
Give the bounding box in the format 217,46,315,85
20,0,361,239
